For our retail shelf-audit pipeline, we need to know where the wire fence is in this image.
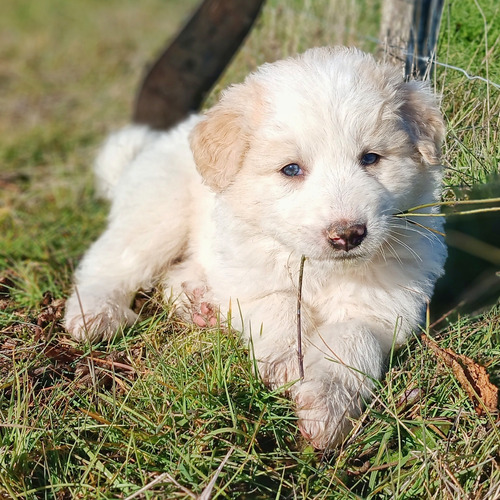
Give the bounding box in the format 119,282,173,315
268,4,500,90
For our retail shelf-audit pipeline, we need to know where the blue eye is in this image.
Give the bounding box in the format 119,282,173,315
360,153,381,166
281,163,303,177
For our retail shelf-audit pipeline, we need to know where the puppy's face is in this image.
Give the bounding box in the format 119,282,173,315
191,47,445,263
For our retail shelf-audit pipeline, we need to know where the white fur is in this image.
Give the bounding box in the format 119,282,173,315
65,47,447,449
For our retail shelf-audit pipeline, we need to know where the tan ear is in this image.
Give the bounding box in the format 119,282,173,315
190,82,260,192
399,80,446,165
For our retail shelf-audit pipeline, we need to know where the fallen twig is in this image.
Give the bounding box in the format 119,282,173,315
125,472,196,500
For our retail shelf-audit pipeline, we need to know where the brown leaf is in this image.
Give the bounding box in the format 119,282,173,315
44,342,83,364
43,341,136,372
422,334,498,416
41,341,138,391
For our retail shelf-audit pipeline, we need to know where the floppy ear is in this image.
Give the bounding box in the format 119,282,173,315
399,80,446,165
190,82,260,192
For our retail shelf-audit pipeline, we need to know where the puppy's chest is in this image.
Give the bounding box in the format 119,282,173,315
304,276,367,319
302,265,405,324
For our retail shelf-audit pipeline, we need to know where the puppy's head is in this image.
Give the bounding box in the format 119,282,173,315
190,47,445,263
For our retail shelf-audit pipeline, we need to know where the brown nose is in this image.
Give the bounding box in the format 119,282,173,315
326,223,367,252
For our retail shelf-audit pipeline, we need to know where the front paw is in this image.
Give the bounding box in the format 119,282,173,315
293,380,364,450
65,294,137,342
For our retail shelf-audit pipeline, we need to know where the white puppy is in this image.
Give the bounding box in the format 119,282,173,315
65,47,446,449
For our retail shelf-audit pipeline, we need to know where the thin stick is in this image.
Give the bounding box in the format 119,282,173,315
429,301,466,329
87,356,136,372
297,255,306,380
394,206,500,217
401,197,500,213
404,219,446,237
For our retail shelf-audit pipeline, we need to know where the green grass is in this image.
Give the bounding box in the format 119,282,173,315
438,0,500,188
1,0,499,498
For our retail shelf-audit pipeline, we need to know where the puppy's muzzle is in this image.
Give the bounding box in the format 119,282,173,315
326,222,367,252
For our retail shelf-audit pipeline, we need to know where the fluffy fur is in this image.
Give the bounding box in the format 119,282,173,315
65,47,447,449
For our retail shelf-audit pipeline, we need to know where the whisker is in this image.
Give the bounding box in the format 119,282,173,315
386,233,423,263
388,222,437,244
383,240,405,266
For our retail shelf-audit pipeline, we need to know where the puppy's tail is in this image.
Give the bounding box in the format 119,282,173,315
93,125,158,200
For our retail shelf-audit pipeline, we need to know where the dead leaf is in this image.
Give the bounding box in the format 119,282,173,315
43,341,136,371
34,292,66,338
422,334,498,416
44,342,83,365
397,387,422,409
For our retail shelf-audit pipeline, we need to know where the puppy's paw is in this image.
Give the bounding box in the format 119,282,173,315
182,282,218,328
293,380,360,450
192,301,218,328
65,294,137,342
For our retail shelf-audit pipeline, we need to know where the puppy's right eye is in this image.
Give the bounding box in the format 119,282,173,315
281,163,303,177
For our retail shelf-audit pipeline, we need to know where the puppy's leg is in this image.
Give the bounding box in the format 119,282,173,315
238,298,385,449
65,141,198,341
292,321,384,449
234,293,314,389
65,214,188,342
